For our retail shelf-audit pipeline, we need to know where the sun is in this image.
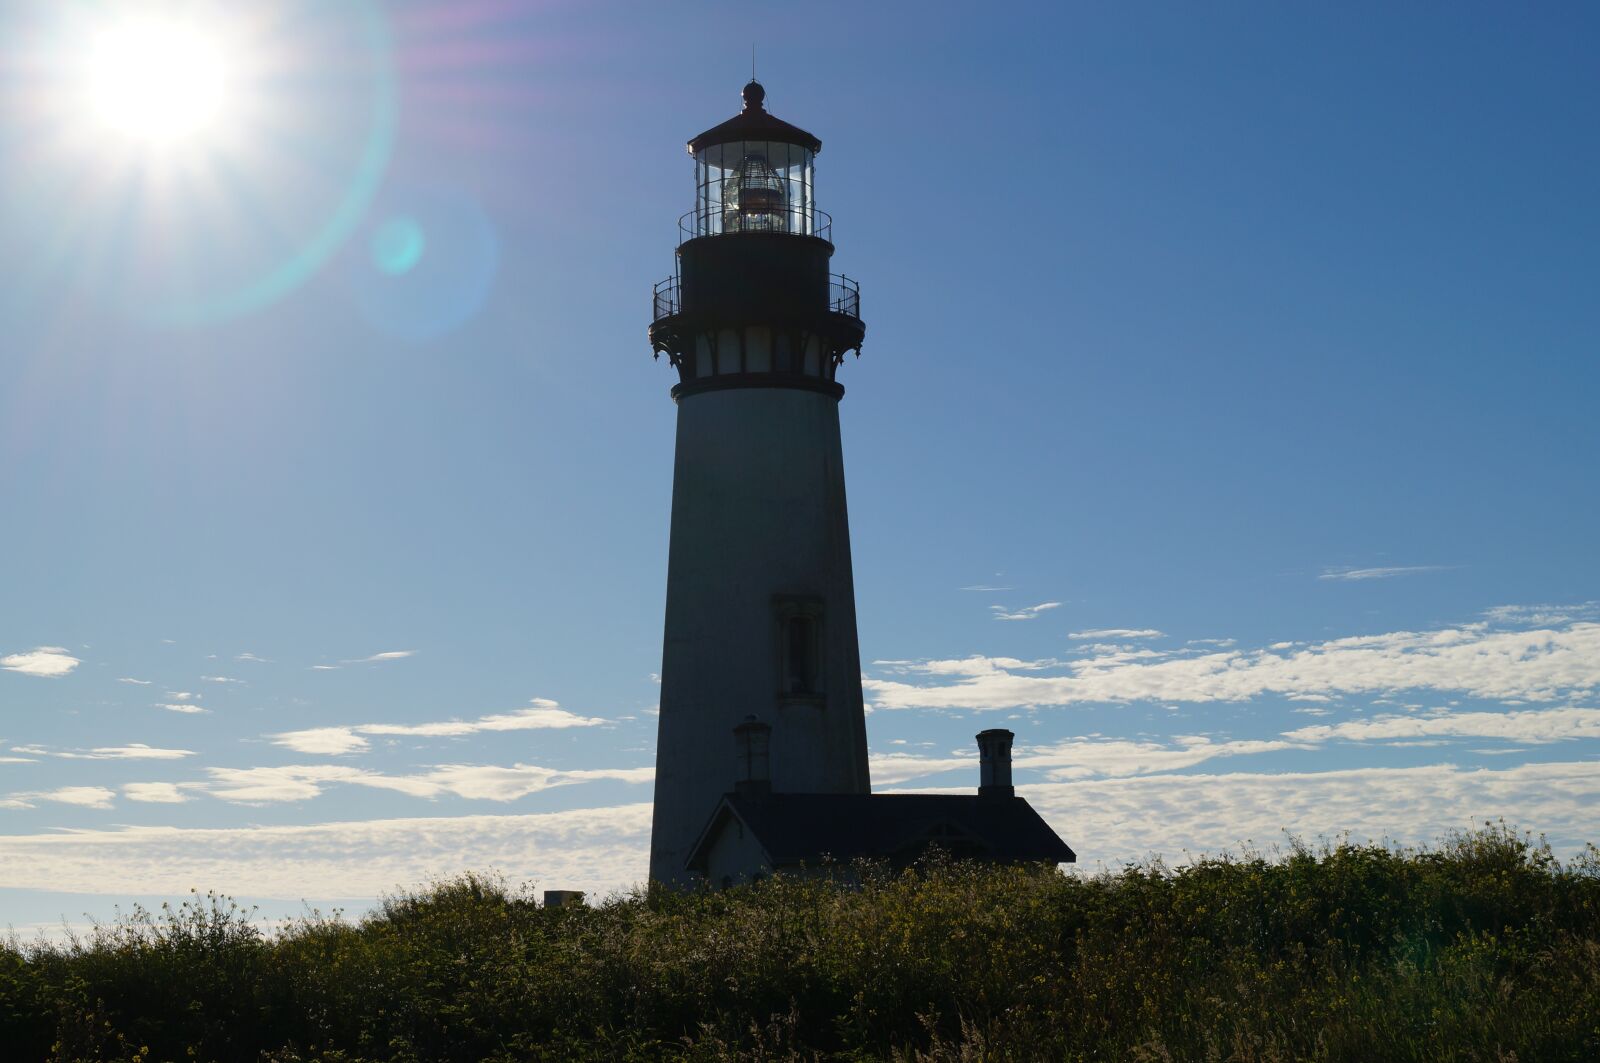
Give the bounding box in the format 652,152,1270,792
81,13,234,147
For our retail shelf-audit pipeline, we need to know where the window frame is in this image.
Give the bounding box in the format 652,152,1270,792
772,594,825,704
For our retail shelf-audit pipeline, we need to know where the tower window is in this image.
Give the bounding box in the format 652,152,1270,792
787,615,814,693
774,595,824,700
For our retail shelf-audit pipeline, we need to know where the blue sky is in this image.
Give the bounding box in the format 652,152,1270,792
2,0,1597,932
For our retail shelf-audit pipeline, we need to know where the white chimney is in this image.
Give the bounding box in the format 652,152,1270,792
976,728,1015,797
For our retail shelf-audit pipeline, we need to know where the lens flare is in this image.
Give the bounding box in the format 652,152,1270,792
371,217,426,275
352,186,499,343
83,16,232,146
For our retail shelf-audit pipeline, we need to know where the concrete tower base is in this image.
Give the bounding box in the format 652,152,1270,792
649,385,871,886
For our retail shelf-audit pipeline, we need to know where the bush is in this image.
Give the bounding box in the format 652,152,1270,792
2,824,1596,1061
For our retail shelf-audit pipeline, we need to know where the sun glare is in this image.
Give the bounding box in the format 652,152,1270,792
15,0,398,324
82,15,232,146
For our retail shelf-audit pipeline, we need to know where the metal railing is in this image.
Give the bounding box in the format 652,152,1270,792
830,274,860,318
653,277,680,321
651,273,862,323
678,207,833,246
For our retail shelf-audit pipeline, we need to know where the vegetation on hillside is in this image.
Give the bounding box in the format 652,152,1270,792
2,823,1597,1061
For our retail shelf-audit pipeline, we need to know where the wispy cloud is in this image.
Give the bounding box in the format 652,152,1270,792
200,676,244,684
234,652,272,663
74,745,195,761
1318,565,1453,582
198,761,653,805
270,699,608,755
1483,602,1600,627
1,647,81,679
0,786,117,810
4,759,648,809
198,766,360,804
311,650,417,671
865,614,1600,712
1028,736,1307,781
15,743,196,761
872,656,1065,677
360,764,655,802
271,727,370,756
117,677,152,685
961,584,1013,592
123,783,192,804
154,691,207,715
1283,706,1600,746
990,602,1061,622
346,650,415,665
1069,628,1165,640
869,752,973,785
871,734,1309,785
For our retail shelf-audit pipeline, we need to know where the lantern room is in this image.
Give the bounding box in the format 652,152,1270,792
687,81,822,240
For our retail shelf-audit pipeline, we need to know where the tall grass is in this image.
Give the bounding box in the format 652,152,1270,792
2,823,1596,1061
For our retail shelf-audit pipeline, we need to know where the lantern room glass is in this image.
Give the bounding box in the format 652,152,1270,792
692,140,816,237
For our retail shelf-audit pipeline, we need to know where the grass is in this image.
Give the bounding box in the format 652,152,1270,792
2,822,1597,1061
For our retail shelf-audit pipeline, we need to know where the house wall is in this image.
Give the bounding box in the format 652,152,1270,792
702,813,774,888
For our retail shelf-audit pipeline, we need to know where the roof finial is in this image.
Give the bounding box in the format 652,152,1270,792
742,77,765,111
741,45,766,111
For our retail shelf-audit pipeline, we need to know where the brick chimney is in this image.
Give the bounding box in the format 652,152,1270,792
976,728,1015,797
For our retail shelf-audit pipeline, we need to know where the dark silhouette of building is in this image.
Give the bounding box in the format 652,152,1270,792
648,82,1072,887
687,722,1075,885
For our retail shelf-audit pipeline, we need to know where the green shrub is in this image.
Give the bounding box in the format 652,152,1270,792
1,824,1596,1061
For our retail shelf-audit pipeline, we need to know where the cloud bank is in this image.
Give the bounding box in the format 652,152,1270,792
0,804,654,900
865,620,1600,711
1,761,1593,901
1013,760,1600,870
869,703,1600,786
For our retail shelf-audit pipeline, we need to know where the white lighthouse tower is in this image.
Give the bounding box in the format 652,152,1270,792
647,80,871,886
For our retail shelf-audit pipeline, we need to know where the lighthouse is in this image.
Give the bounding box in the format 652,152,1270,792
646,80,871,885
647,82,1074,888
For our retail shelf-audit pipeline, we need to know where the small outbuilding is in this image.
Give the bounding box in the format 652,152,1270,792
685,724,1076,887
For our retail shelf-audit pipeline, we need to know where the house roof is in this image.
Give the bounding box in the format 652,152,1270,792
685,792,1076,873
